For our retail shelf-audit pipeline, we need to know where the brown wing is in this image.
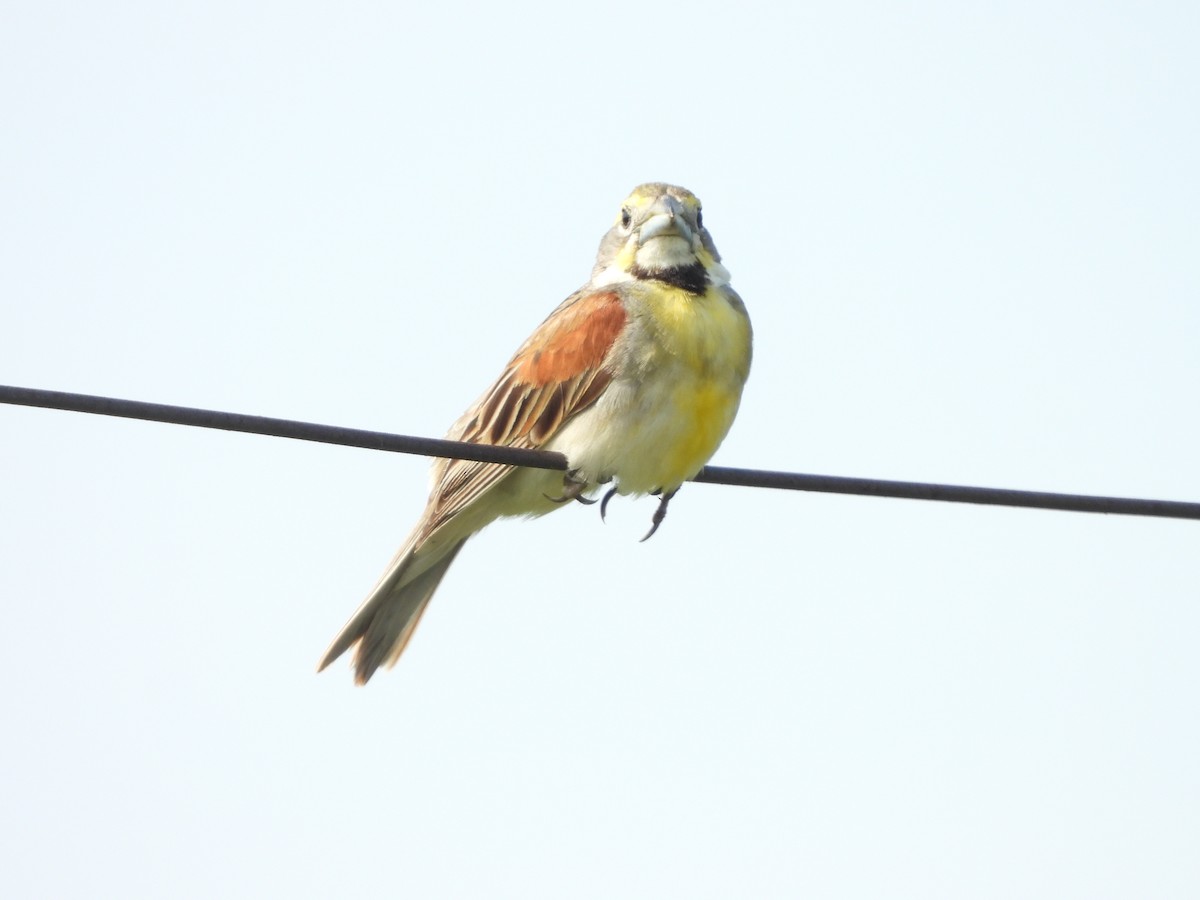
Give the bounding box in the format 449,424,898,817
420,289,627,536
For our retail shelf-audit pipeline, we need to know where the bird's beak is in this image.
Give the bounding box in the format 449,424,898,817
637,196,694,246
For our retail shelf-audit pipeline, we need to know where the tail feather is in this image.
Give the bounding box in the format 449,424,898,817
318,539,466,684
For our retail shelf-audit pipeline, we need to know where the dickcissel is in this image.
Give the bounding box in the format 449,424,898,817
319,183,752,683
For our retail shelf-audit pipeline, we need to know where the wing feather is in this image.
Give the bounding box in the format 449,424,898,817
419,290,627,537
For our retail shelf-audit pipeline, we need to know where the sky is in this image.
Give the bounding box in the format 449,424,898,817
2,2,1199,897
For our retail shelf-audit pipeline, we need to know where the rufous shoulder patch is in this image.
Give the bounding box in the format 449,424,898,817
515,291,626,385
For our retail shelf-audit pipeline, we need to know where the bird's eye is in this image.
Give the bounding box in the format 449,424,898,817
620,207,632,229
696,209,704,229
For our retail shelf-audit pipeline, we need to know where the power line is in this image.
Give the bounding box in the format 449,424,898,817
0,384,560,470
3,383,1198,522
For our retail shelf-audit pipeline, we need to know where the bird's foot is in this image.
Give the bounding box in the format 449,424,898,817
639,488,678,542
544,469,596,505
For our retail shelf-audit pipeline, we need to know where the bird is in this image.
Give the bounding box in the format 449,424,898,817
318,182,752,683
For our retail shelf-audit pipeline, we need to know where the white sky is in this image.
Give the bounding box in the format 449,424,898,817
3,2,1199,897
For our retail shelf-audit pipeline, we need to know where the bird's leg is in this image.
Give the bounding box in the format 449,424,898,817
600,485,620,522
639,488,678,542
544,469,596,505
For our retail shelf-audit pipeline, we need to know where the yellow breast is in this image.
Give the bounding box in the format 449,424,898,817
639,284,752,488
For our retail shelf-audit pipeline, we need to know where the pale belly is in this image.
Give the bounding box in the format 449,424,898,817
542,373,737,495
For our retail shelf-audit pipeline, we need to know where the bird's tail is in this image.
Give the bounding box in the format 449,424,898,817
318,538,466,684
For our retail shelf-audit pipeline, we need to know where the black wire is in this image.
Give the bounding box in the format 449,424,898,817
4,384,1199,521
0,384,562,469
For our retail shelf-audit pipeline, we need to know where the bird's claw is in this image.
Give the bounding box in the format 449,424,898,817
544,470,595,505
599,485,619,522
639,488,678,542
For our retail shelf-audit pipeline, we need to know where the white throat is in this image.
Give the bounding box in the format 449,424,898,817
635,236,695,271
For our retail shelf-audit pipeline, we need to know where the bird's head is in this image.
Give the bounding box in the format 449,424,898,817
592,183,731,295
